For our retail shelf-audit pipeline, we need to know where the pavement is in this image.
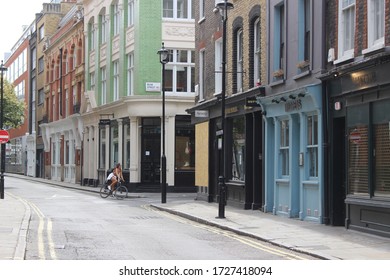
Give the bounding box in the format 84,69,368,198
2,173,390,260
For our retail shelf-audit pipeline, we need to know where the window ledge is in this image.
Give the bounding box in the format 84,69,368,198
270,79,285,87
198,17,205,24
362,43,385,55
293,70,311,80
334,54,354,65
275,178,290,184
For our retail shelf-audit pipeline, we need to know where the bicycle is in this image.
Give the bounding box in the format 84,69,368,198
99,179,128,199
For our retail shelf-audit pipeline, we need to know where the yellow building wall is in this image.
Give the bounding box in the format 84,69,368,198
195,122,209,187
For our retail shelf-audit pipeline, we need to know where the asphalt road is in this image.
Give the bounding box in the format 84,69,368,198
7,177,316,260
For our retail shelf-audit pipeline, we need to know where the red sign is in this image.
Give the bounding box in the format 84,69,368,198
349,130,361,144
0,130,9,144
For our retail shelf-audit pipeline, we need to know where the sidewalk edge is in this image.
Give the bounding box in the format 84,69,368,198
150,204,334,260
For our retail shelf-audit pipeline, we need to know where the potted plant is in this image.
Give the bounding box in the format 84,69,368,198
297,60,310,72
273,69,284,80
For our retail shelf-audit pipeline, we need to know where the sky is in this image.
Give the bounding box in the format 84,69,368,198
0,0,45,62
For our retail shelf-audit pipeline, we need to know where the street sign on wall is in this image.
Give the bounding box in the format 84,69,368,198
0,130,9,144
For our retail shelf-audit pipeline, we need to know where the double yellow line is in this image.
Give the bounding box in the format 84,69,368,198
145,204,309,260
9,193,57,260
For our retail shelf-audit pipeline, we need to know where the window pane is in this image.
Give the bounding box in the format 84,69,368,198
176,66,187,92
175,116,195,171
177,0,188,18
348,126,369,195
280,120,289,176
231,117,245,181
374,123,390,196
163,0,174,18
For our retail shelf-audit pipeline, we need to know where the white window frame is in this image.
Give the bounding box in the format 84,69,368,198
254,18,261,86
165,49,195,95
100,12,108,44
101,66,107,105
113,60,119,101
163,0,193,20
199,0,205,20
113,2,120,36
363,0,385,54
127,53,134,96
236,29,243,93
89,21,96,50
215,39,222,95
90,72,95,91
128,0,135,26
199,48,205,101
65,88,69,117
336,0,355,63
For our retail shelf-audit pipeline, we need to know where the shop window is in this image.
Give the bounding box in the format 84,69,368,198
175,116,195,171
280,119,289,176
111,124,119,167
307,115,318,177
99,128,106,169
348,125,369,194
123,122,131,169
231,116,245,181
374,123,390,196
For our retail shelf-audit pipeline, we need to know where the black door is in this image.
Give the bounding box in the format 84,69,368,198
331,117,346,226
141,118,161,184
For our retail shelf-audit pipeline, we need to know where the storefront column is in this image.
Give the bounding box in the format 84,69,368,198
88,125,94,180
263,117,275,213
129,117,139,183
166,116,175,186
117,119,123,166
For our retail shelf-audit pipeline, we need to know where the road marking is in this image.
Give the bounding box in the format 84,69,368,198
144,204,309,260
28,202,46,260
47,218,57,260
8,193,57,260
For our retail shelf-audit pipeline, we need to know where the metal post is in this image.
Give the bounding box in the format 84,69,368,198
161,60,167,204
158,43,169,204
217,0,232,219
0,61,7,199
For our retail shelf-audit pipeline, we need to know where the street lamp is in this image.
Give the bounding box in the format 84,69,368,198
157,42,169,204
0,61,8,199
215,1,233,218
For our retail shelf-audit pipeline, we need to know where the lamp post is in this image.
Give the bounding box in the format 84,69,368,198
215,1,233,218
0,61,7,199
157,42,169,204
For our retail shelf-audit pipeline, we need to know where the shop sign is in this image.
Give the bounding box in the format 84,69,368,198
195,110,209,118
245,96,261,107
99,119,111,126
285,99,302,112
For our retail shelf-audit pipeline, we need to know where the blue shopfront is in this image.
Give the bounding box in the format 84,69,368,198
257,84,324,223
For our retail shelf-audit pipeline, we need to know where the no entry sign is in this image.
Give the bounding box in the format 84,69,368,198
0,130,9,144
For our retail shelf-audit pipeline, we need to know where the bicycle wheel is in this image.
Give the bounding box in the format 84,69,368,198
99,184,111,198
114,185,128,200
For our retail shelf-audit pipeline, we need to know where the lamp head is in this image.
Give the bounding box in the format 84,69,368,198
157,42,169,65
215,1,234,18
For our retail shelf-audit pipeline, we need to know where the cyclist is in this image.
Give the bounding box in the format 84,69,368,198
106,163,124,191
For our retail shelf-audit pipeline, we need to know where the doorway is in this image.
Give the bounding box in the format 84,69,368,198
331,117,346,226
141,118,161,185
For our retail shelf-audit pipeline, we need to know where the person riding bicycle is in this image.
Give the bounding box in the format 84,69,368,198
106,163,124,191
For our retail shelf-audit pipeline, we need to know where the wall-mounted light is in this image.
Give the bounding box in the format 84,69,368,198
289,95,296,100
333,71,339,78
272,99,280,104
280,97,287,102
298,93,305,98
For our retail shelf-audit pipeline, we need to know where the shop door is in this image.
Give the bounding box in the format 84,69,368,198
332,117,346,226
141,118,161,184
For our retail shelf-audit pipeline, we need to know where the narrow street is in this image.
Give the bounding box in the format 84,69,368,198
7,177,315,260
